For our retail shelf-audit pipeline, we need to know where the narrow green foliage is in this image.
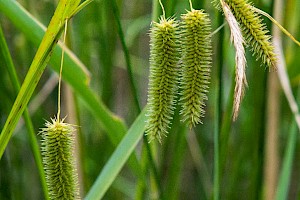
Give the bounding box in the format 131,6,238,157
179,9,212,127
40,118,80,200
146,17,180,143
225,0,277,68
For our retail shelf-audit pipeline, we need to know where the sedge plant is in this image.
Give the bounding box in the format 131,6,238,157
1,0,300,199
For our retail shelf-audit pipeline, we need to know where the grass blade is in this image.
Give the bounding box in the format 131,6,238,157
0,25,49,200
84,106,147,200
0,0,80,158
0,0,90,86
0,0,143,176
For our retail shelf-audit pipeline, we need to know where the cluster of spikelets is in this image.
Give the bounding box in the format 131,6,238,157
145,9,212,143
224,0,277,68
146,0,279,142
219,0,277,119
40,117,80,200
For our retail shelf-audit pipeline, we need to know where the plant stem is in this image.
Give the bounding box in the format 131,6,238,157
152,0,161,21
275,88,299,200
0,0,80,159
111,0,141,112
0,25,49,200
214,12,225,200
164,124,187,200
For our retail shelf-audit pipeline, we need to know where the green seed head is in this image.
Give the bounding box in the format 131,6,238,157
179,9,212,127
225,0,277,68
146,17,180,143
40,117,80,200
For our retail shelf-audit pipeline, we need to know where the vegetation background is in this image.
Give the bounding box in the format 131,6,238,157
0,0,300,199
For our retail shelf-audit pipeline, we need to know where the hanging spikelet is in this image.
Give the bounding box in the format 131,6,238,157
224,0,277,68
40,117,80,200
221,1,247,120
39,13,80,199
145,17,180,143
179,9,212,127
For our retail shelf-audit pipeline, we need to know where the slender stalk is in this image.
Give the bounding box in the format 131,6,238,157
214,12,225,200
134,147,148,200
220,73,234,174
187,130,212,199
164,125,187,200
152,0,161,21
72,0,97,16
96,1,114,106
57,20,68,120
111,0,141,112
263,0,283,198
275,88,299,200
0,25,49,200
251,7,300,47
273,0,299,198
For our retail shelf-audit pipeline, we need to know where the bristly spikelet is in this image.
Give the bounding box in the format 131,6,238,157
179,9,212,127
40,117,80,200
225,0,277,69
145,17,180,143
221,1,247,120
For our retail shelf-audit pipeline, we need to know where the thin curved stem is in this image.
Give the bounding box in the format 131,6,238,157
252,6,300,47
57,20,68,120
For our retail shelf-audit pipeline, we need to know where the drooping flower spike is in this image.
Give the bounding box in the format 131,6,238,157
179,8,213,127
221,1,247,120
223,0,277,69
145,15,180,143
40,117,80,200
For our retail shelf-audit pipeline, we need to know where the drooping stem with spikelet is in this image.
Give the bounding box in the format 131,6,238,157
40,18,80,199
145,17,180,143
179,9,212,127
221,1,248,120
40,118,80,200
224,0,277,69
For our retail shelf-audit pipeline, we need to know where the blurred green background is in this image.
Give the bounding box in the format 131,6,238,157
0,0,300,199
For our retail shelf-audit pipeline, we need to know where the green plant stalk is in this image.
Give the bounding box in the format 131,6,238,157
164,124,187,200
164,0,176,18
0,25,49,200
214,12,225,200
0,0,143,177
111,0,141,112
274,77,300,200
72,0,96,16
152,0,161,21
134,146,148,200
0,0,80,158
96,1,114,106
220,73,235,174
275,117,297,200
84,107,148,200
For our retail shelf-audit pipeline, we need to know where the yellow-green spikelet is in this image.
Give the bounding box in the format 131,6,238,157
40,118,80,200
146,17,180,142
225,0,277,68
179,9,212,127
